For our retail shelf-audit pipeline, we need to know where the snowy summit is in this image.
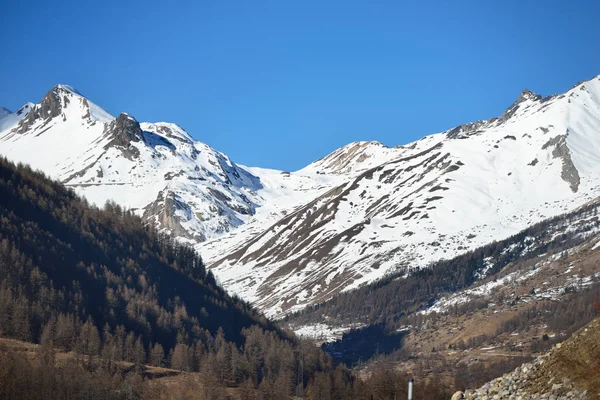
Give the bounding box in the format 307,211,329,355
3,75,600,318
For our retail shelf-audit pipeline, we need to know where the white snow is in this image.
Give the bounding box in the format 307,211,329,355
292,322,364,342
4,76,600,318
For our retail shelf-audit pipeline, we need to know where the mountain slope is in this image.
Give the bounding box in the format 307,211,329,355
283,194,600,395
0,85,336,246
287,188,600,338
206,75,600,317
0,155,276,348
465,315,600,399
3,76,600,318
0,156,375,400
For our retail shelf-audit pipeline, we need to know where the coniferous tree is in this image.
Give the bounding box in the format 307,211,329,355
38,316,56,368
134,335,146,366
150,342,165,367
171,343,191,371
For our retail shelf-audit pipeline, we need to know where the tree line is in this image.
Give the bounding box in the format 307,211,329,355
286,201,600,332
0,156,462,399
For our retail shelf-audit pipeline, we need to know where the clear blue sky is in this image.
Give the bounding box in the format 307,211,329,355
1,0,599,171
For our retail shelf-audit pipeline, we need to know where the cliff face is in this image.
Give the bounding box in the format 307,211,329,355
103,113,145,159
142,190,206,242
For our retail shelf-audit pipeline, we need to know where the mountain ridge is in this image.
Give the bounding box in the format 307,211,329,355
202,74,600,317
2,75,600,318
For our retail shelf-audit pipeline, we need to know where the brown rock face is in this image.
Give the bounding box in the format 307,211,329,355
102,113,145,159
15,85,69,133
105,113,144,147
142,190,205,242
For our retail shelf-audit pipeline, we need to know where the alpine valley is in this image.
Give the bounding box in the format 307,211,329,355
3,75,600,320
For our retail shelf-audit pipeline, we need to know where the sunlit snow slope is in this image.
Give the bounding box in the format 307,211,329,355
0,85,328,244
205,76,600,317
3,77,600,319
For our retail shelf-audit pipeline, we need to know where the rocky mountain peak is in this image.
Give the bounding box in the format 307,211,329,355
53,84,82,96
499,88,544,124
13,85,85,133
304,140,396,175
516,88,542,103
447,89,548,139
42,84,84,115
104,113,145,148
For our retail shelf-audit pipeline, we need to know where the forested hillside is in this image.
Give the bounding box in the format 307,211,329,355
284,194,600,393
0,157,325,398
0,157,456,399
0,156,277,347
287,200,600,331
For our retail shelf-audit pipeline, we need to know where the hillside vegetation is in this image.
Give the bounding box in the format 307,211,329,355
0,156,458,399
286,195,600,393
464,315,600,399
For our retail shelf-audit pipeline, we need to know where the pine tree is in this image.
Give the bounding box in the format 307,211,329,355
0,280,12,337
124,331,136,363
38,317,56,368
55,313,75,350
171,343,191,371
193,340,206,372
134,335,146,366
11,295,31,342
114,325,126,361
150,343,165,367
77,317,100,368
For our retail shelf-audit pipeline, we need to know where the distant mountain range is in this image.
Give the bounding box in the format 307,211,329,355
3,75,600,318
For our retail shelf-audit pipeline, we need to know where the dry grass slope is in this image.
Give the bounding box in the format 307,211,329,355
524,316,600,398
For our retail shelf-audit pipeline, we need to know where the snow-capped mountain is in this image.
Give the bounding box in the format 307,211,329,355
202,75,600,317
0,85,328,244
3,76,600,319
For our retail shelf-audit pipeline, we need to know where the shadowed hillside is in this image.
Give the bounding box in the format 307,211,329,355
0,156,459,399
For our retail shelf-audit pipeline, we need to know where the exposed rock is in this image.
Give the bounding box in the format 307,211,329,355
103,113,145,159
499,89,543,123
446,89,556,139
542,133,580,192
309,141,391,174
153,123,193,144
15,85,70,133
460,317,600,399
142,190,205,242
447,120,489,139
451,391,465,400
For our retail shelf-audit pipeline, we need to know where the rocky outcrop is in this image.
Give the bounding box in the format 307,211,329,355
143,190,205,242
446,120,490,139
458,317,600,399
458,359,587,399
542,133,580,192
15,85,70,133
104,113,144,147
445,89,543,138
500,89,543,123
103,113,145,159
